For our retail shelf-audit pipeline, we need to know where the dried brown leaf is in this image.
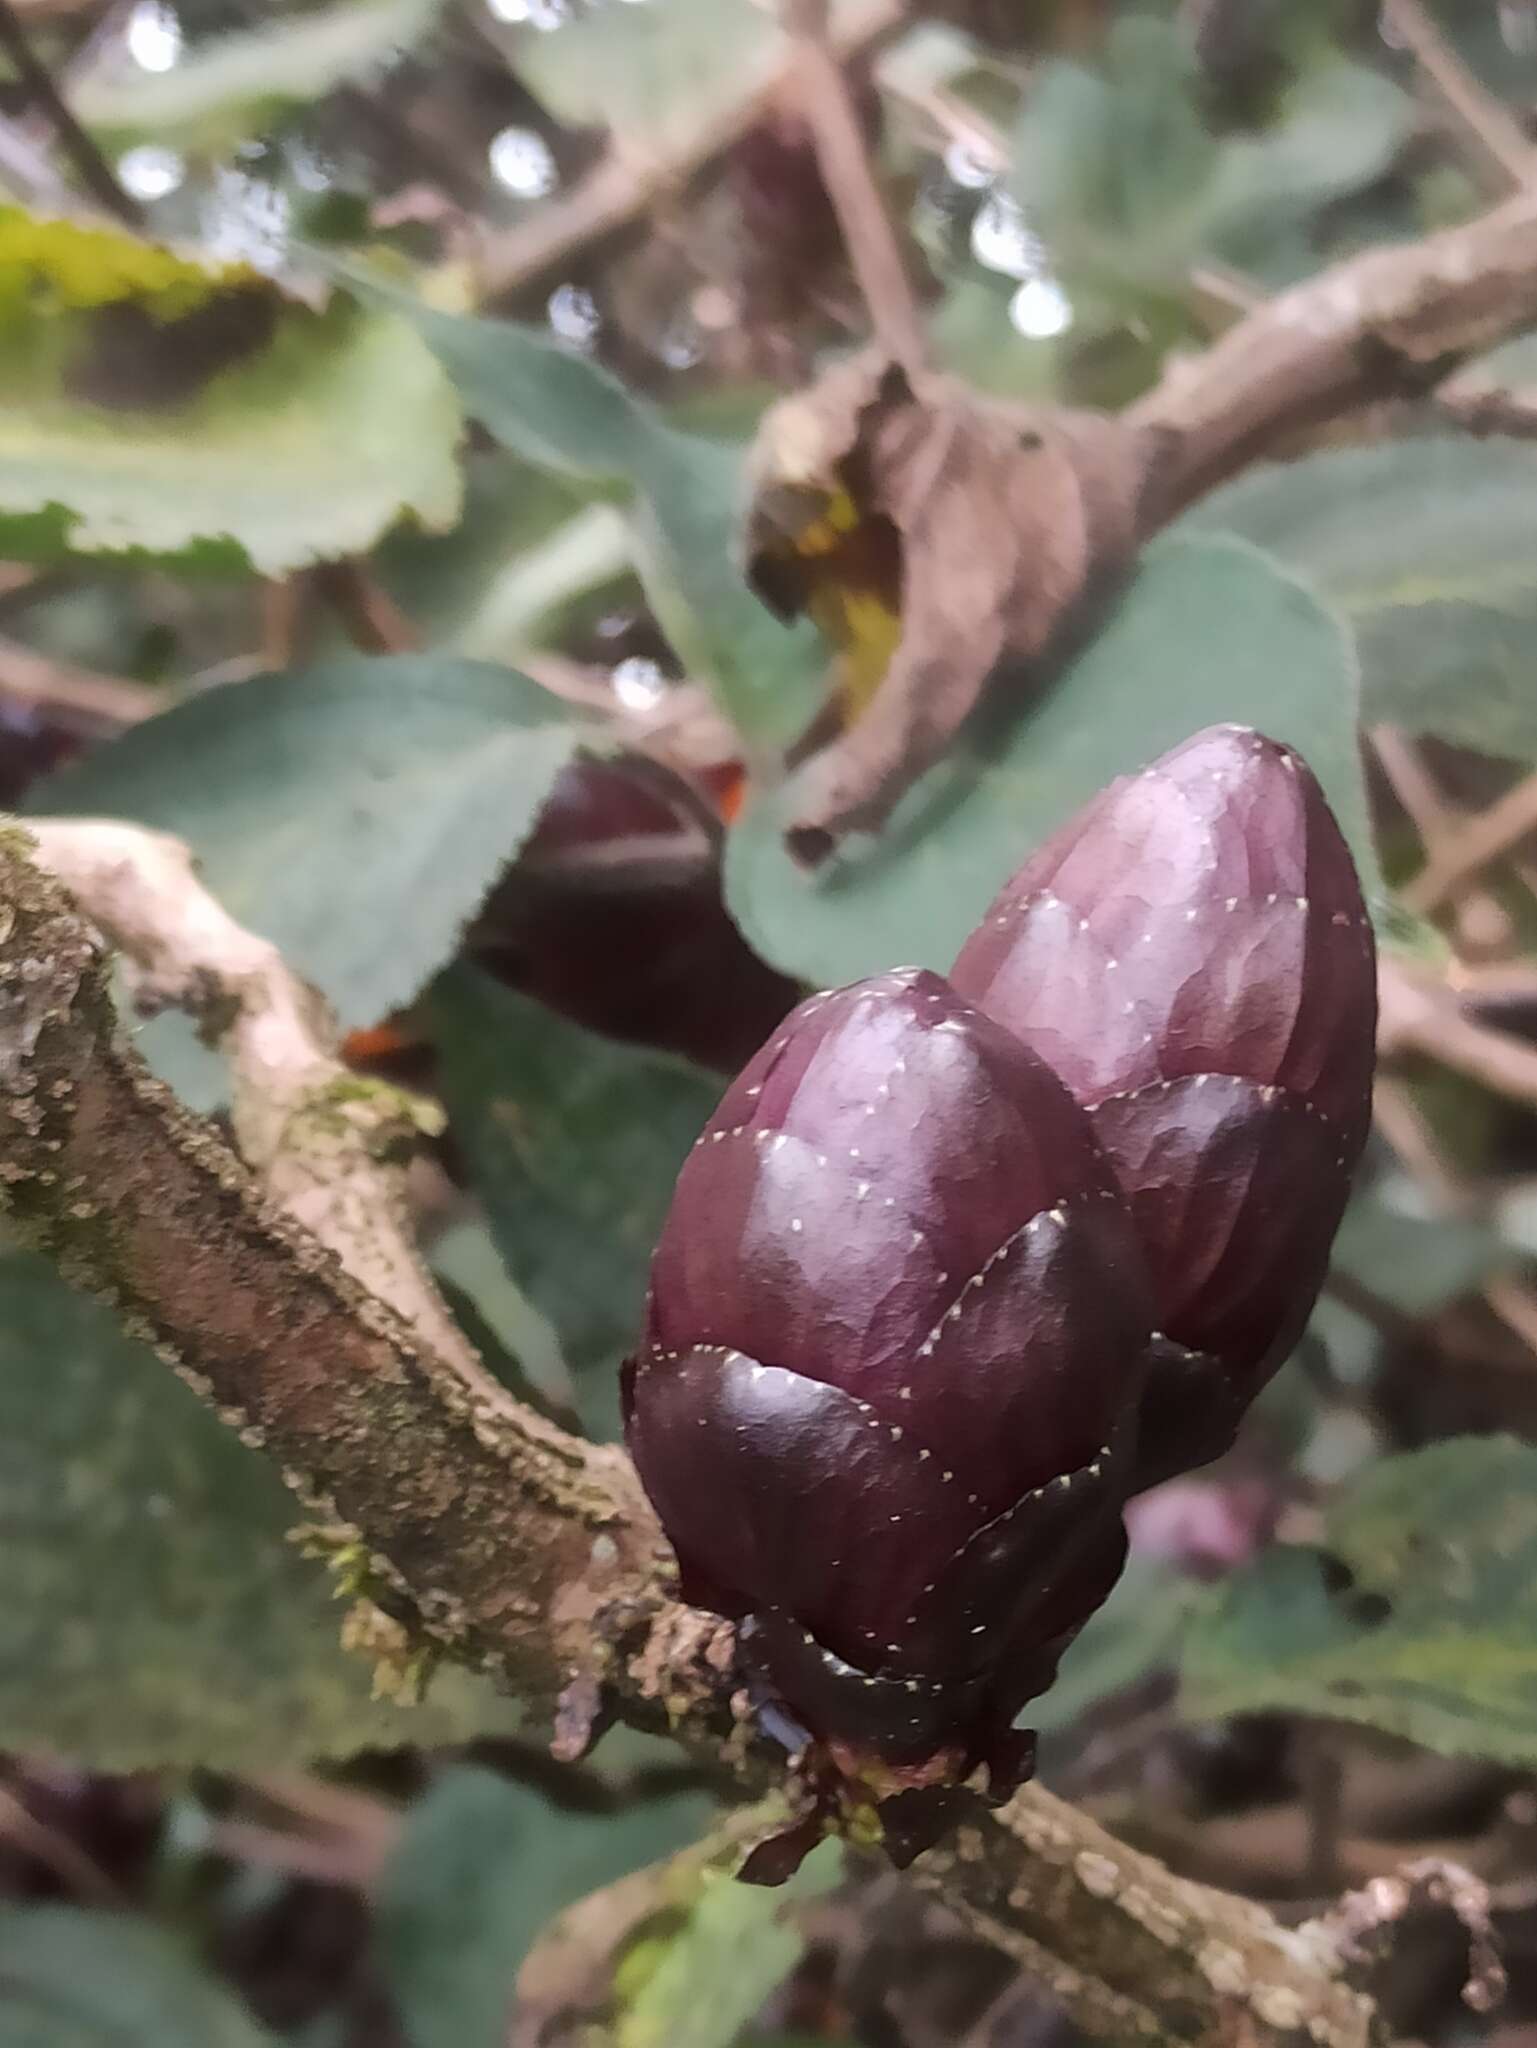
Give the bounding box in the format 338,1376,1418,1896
744,353,1140,864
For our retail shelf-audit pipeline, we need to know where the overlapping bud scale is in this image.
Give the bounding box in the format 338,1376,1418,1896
623,725,1376,1858
952,725,1376,1483
624,969,1152,1766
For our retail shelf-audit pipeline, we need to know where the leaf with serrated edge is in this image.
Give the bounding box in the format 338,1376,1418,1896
1181,1436,1537,1766
28,655,590,1031
0,208,460,575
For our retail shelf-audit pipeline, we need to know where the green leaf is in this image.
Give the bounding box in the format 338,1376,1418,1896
1011,30,1409,307
615,1842,843,2048
372,448,623,657
1179,437,1537,761
503,0,877,144
0,1250,514,1770
1426,0,1537,100
72,0,440,153
28,655,589,1031
0,208,460,575
1010,15,1220,298
1206,62,1413,280
1330,1181,1502,1317
427,969,720,1436
341,266,821,745
374,1763,712,2048
0,1907,275,2047
725,535,1379,988
1036,1558,1196,1737
505,0,783,140
1181,1435,1537,1765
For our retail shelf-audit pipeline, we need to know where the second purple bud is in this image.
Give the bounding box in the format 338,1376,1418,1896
952,725,1377,1487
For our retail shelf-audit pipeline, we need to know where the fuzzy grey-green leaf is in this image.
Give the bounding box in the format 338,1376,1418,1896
0,1250,515,1769
1181,1435,1537,1765
27,655,590,1031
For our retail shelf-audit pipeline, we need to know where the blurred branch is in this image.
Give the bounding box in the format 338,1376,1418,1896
1433,368,1537,436
1379,953,1537,1108
473,0,908,303
23,818,481,1385
1382,0,1533,194
0,635,161,731
1404,767,1537,912
0,1779,122,1903
1128,185,1537,520
0,0,139,225
1370,727,1518,956
0,110,73,210
313,559,423,656
1371,1074,1472,1210
0,826,1391,2048
781,0,927,367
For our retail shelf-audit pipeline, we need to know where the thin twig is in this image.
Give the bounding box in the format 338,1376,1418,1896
0,1779,123,1904
0,110,73,210
1382,0,1534,193
0,635,160,730
313,560,422,655
248,1770,400,1857
1300,1728,1346,1896
472,0,908,303
1403,767,1537,912
1371,1075,1471,1211
1378,954,1537,1109
780,0,927,367
23,818,487,1394
0,0,140,226
206,1816,391,1891
259,577,307,673
1370,727,1516,955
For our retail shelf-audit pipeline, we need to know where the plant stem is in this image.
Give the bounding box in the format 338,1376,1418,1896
0,0,140,227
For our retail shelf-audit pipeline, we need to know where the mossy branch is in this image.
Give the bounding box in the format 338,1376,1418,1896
0,822,1388,2048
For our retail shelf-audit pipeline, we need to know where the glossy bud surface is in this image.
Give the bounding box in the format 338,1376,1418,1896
952,725,1376,1484
624,967,1152,1767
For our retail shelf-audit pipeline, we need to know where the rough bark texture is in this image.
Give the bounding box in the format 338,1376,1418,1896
1128,183,1537,518
0,825,1392,2048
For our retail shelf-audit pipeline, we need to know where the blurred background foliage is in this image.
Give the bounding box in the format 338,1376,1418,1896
8,0,1537,2042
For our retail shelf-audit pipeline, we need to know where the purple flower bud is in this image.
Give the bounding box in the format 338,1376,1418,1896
952,726,1376,1485
624,968,1151,1777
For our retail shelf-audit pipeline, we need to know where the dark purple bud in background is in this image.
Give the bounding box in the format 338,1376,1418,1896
624,967,1152,1791
469,753,797,1073
952,726,1376,1487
